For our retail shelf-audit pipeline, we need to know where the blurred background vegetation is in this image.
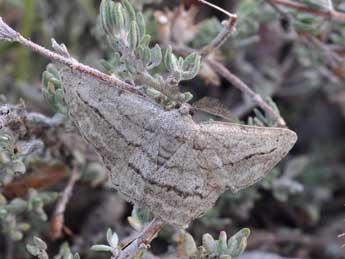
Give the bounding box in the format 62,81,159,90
1,0,345,258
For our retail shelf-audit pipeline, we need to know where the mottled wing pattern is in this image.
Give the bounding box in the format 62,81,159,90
60,67,162,169
124,110,222,226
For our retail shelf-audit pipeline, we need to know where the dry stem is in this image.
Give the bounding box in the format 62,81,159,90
192,1,286,126
0,17,141,96
50,168,79,240
207,59,286,127
172,44,287,127
118,218,163,259
200,17,237,57
198,0,238,57
271,0,345,21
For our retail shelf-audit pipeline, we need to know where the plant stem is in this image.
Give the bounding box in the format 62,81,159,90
192,0,285,126
172,44,287,127
0,17,142,96
50,168,79,240
198,0,238,57
271,0,345,21
207,59,286,127
200,16,237,57
118,218,163,259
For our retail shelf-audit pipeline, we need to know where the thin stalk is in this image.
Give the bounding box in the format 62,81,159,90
271,0,345,21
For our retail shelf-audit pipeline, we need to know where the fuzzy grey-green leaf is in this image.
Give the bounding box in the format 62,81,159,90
128,21,139,51
136,12,146,40
164,46,176,72
149,44,162,69
114,3,125,34
122,0,136,22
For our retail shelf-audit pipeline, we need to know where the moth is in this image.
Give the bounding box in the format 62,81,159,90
60,67,297,227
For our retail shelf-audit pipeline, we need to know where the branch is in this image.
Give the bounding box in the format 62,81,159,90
177,1,286,126
198,0,238,56
117,218,163,259
200,17,237,56
50,168,79,240
172,45,287,127
268,0,345,70
0,17,141,96
271,0,345,22
207,59,286,127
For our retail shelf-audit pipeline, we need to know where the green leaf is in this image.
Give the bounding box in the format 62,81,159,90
202,233,217,253
218,231,228,252
32,236,48,250
142,47,151,67
227,228,250,258
149,44,162,69
140,34,151,47
164,46,177,73
6,198,27,214
106,228,119,248
91,244,114,252
106,228,113,246
122,0,136,22
182,92,193,102
182,52,198,71
100,0,112,35
181,232,197,257
136,12,146,40
181,54,201,81
26,244,41,256
146,87,162,99
114,3,125,35
128,21,139,51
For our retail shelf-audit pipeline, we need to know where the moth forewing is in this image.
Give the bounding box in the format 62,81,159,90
197,121,297,192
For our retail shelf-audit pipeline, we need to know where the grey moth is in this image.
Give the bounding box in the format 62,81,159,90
60,67,297,227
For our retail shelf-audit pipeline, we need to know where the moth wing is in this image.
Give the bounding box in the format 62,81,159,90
59,67,162,164
196,121,297,192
